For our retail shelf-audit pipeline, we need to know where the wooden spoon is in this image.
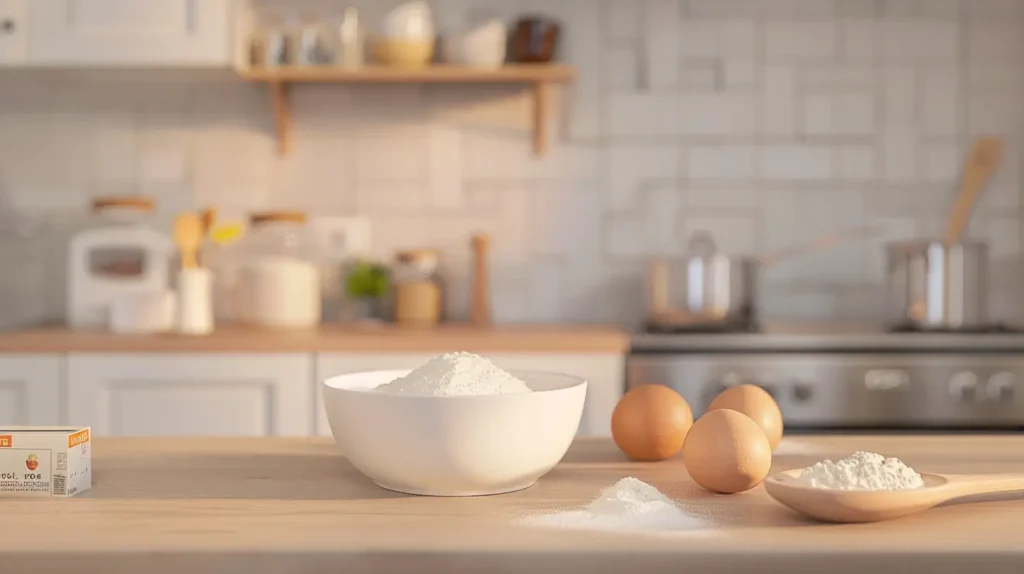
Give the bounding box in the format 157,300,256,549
173,212,204,270
764,469,1024,523
943,136,1005,245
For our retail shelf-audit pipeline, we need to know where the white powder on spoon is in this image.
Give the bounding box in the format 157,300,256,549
794,451,925,491
521,477,707,532
375,351,532,396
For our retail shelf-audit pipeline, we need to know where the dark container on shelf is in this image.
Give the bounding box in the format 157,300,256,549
510,16,560,63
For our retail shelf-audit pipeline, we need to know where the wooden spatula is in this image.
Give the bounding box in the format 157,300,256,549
174,212,204,270
944,137,1005,244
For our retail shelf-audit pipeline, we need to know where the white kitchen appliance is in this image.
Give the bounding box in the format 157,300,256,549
67,197,173,330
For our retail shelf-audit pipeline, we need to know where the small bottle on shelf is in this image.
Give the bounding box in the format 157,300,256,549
337,8,365,69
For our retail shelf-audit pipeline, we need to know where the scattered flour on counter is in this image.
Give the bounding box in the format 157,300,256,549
794,451,925,491
521,477,707,533
374,351,532,397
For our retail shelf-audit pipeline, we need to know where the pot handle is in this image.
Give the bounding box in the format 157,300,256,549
759,224,882,268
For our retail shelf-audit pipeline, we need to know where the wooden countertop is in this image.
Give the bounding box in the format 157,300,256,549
0,323,629,353
4,436,1024,574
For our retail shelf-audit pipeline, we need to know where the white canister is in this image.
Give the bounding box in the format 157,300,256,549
236,212,323,329
240,255,321,328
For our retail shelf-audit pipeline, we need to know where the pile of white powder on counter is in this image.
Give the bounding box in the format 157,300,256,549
521,477,706,533
794,451,925,491
374,351,532,397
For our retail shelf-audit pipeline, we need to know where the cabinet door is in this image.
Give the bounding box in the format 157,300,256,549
0,0,28,65
67,353,313,437
0,355,61,426
30,0,233,65
315,353,436,437
487,353,624,438
314,352,624,438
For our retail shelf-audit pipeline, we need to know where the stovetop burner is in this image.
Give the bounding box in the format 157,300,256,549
887,322,1024,334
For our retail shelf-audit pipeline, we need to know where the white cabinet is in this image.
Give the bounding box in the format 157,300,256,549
29,0,235,66
67,353,313,437
0,0,28,65
0,355,61,426
315,352,624,438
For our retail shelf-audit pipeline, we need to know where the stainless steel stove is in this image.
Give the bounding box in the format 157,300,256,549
628,323,1024,431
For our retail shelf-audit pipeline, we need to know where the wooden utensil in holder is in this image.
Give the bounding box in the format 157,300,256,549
173,213,203,271
173,212,213,335
470,234,492,326
944,136,1005,245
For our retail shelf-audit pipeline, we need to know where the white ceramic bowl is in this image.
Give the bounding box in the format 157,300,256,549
322,369,587,496
442,19,507,67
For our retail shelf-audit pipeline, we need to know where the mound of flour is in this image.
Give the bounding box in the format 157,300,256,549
375,351,532,396
794,451,924,491
521,477,706,532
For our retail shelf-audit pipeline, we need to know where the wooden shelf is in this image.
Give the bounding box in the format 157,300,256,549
237,64,576,157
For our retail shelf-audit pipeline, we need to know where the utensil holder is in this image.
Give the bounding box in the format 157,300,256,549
177,268,214,335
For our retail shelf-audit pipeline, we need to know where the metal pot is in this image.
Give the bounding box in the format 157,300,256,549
885,239,989,330
647,232,759,330
647,226,881,330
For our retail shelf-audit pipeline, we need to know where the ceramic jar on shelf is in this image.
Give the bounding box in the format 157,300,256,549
373,1,435,67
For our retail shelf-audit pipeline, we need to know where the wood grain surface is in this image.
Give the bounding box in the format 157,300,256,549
0,323,629,353
3,436,1024,573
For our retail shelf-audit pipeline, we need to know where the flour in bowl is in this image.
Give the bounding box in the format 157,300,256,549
794,451,924,491
521,477,706,532
375,351,532,396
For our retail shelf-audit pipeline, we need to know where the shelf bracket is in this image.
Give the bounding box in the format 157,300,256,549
269,81,292,156
531,81,550,157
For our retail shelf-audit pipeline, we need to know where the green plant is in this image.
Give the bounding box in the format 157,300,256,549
345,261,390,299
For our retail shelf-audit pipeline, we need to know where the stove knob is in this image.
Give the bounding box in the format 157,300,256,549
949,372,980,403
792,383,813,402
987,372,1016,403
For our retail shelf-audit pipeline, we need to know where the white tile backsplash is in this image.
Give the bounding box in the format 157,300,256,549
3,0,1024,327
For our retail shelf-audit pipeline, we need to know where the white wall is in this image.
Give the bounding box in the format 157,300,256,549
0,0,1022,328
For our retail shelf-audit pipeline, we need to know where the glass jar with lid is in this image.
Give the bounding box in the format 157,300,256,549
235,211,323,329
392,249,444,327
66,196,173,330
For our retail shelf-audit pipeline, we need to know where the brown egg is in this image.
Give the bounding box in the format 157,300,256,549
707,384,784,450
611,384,693,461
682,409,772,494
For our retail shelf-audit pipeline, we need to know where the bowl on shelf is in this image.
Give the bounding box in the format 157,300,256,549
322,369,587,496
372,38,435,68
381,0,435,42
442,19,507,68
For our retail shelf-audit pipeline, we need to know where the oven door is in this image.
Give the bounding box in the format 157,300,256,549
627,352,1024,432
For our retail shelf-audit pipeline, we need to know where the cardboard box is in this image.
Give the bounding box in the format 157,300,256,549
0,427,92,498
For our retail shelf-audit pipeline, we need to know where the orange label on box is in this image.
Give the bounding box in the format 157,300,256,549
68,429,89,448
0,435,10,448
